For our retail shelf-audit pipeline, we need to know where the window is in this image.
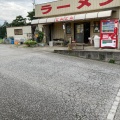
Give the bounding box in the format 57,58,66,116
66,23,71,34
93,21,100,33
14,29,23,35
102,21,114,33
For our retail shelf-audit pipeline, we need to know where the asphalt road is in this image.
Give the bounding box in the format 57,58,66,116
0,45,120,120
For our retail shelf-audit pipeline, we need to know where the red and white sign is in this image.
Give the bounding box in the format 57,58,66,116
55,15,74,22
100,19,119,48
41,0,114,15
35,0,119,17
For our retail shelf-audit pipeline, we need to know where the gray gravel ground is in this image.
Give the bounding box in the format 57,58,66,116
0,44,120,120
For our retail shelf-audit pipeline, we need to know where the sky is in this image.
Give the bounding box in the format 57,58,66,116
0,0,56,25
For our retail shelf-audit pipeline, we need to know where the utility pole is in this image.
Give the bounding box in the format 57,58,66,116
33,0,35,9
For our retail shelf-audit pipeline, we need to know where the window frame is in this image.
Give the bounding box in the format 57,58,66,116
14,29,23,35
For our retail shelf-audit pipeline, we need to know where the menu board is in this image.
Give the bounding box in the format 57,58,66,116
102,21,115,33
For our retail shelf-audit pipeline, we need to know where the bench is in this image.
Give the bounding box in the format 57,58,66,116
53,39,64,46
68,42,88,50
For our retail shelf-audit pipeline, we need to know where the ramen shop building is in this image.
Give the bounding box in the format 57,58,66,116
32,0,120,48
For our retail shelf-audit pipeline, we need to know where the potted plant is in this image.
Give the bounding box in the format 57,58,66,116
37,31,45,46
38,31,44,42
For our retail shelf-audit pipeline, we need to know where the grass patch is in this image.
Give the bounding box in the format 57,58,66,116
0,39,3,44
109,59,115,64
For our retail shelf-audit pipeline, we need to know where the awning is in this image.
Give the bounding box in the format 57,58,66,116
31,19,39,24
74,14,85,20
86,12,98,19
39,18,47,23
98,10,112,18
31,10,112,24
47,17,55,23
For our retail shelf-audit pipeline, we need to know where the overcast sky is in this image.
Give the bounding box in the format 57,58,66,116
0,0,56,25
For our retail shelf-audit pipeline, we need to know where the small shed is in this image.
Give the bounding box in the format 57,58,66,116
6,26,32,40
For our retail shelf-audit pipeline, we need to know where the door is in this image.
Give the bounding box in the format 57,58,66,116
84,22,90,43
74,23,84,43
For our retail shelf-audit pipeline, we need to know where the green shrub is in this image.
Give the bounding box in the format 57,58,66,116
109,59,115,64
36,31,44,43
38,31,44,43
24,40,37,47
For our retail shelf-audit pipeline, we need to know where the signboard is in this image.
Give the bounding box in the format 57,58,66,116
35,0,120,17
55,15,74,22
100,19,119,48
93,21,100,33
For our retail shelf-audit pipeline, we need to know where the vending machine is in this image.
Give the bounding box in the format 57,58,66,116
100,19,119,48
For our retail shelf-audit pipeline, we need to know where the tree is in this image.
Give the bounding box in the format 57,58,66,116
0,21,9,38
27,9,36,21
2,21,9,27
11,15,26,26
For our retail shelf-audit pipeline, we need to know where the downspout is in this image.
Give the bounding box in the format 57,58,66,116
118,7,120,49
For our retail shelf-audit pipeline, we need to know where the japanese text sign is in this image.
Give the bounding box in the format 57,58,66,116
35,0,119,17
55,16,74,22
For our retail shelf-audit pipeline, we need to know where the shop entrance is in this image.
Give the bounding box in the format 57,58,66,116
84,22,90,43
74,22,90,43
74,23,84,43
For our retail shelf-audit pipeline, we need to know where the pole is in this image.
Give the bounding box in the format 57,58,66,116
33,0,35,9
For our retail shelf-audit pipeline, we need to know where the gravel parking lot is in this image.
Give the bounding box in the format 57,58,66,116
0,45,120,120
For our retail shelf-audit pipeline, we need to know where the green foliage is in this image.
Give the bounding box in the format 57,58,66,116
0,39,3,44
34,29,44,43
0,21,9,38
24,40,37,47
38,31,44,43
27,9,35,21
109,59,115,64
0,26,6,38
10,15,26,26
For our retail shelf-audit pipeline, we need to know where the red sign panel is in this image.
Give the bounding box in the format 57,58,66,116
55,16,74,22
41,0,114,14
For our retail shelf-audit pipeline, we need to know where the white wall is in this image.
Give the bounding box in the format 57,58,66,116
7,26,32,40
